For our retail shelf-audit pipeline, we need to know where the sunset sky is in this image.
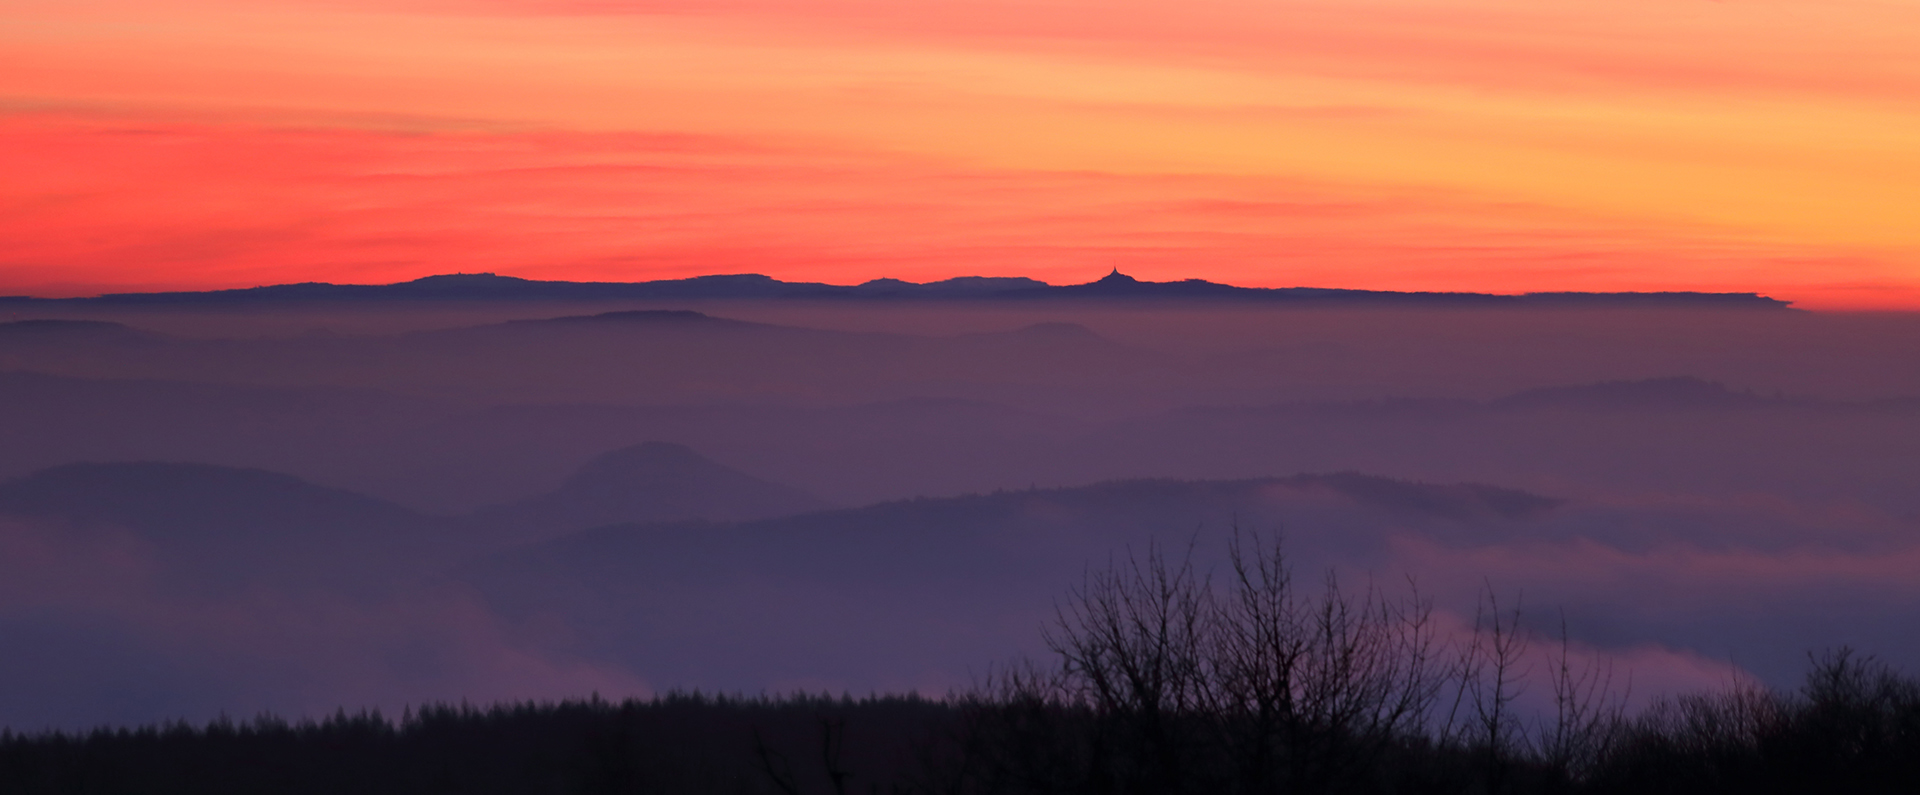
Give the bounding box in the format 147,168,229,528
4,0,1919,307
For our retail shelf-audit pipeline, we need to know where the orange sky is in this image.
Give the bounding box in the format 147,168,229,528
4,0,1918,307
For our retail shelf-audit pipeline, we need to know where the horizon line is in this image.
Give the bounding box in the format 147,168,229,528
0,269,1794,308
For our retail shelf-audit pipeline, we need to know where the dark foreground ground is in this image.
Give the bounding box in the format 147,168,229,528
3,652,1915,795
0,694,944,795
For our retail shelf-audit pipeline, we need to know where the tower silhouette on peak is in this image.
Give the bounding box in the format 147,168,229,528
1096,268,1139,284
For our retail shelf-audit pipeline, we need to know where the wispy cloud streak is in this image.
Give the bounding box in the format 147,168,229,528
2,0,1916,303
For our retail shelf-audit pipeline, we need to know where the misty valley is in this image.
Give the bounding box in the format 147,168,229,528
2,294,1919,793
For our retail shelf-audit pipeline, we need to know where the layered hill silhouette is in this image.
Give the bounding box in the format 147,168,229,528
9,283,1920,736
0,448,1587,722
475,442,827,538
460,473,1567,690
0,270,1790,307
0,461,416,533
2,368,1918,513
456,466,1920,693
0,452,1913,724
0,442,825,581
0,462,455,594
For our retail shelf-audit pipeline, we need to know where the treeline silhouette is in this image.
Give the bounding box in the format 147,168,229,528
3,536,1916,794
0,694,951,795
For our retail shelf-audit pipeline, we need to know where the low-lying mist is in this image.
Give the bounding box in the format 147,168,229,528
0,299,1915,731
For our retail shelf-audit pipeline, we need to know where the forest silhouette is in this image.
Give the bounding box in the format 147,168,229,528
4,536,1914,795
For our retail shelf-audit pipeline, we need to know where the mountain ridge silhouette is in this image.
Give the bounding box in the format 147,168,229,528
0,271,1791,308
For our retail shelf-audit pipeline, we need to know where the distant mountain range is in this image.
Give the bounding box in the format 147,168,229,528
0,270,1791,308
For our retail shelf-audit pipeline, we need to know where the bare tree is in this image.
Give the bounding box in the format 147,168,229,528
1209,530,1448,793
1004,531,1457,794
944,533,1687,794
1042,540,1214,794
1537,612,1628,786
1443,587,1531,794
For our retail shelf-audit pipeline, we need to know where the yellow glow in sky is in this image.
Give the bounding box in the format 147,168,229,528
4,0,1918,306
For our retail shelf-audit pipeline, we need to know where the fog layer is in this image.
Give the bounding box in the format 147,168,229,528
0,301,1914,729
